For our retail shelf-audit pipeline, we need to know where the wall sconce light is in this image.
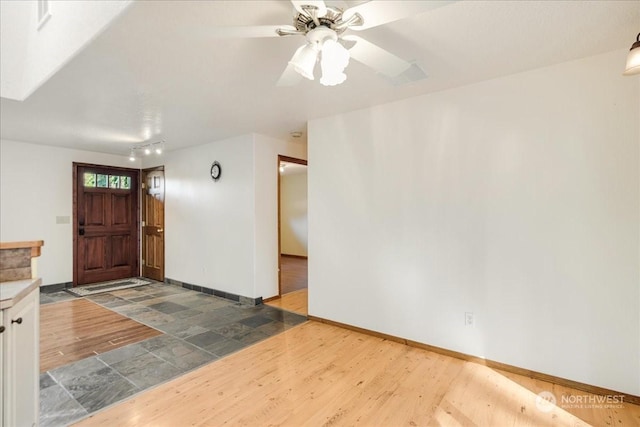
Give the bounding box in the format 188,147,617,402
623,33,640,76
129,140,165,161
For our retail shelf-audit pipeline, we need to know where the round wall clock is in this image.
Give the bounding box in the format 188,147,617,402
210,161,222,181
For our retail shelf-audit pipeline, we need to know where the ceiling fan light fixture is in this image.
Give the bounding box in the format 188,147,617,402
623,33,640,76
320,38,349,86
320,71,347,86
289,44,318,80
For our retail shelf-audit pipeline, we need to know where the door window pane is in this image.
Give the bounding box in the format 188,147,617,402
96,174,108,188
83,172,96,187
120,176,131,190
109,175,120,188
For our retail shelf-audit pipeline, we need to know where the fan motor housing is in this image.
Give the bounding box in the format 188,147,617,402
294,6,348,35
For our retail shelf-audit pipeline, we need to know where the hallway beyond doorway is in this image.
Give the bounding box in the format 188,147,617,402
266,255,308,315
280,255,307,294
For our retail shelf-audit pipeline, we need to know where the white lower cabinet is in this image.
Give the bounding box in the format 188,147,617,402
1,285,39,427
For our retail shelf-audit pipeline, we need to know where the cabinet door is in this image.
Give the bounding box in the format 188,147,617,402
3,288,39,427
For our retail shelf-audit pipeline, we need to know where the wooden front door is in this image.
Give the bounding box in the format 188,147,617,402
142,168,165,281
74,164,139,285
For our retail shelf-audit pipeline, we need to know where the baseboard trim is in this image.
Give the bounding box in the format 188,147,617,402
40,282,73,293
308,315,640,406
262,295,280,303
164,277,262,306
280,254,308,259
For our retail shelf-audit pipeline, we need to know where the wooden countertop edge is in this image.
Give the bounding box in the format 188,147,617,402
0,240,44,257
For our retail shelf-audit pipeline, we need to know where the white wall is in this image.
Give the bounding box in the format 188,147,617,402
162,134,256,297
280,171,308,257
159,133,306,299
0,0,132,100
0,139,140,286
253,135,307,299
308,49,639,395
0,0,29,99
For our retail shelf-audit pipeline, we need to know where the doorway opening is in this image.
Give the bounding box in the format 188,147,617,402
73,163,140,286
266,155,308,315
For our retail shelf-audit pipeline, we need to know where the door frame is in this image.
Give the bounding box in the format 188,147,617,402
72,162,141,286
277,155,308,297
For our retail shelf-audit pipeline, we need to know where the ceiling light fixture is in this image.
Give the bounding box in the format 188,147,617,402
623,33,640,76
291,26,350,86
320,38,349,86
289,44,319,80
129,140,165,160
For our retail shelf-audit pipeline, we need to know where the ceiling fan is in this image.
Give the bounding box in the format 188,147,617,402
211,0,454,87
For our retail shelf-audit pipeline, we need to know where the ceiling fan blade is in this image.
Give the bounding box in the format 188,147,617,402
343,1,456,31
208,25,296,38
342,35,411,77
291,0,328,17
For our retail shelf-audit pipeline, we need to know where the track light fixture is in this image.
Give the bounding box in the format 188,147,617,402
623,33,640,76
129,140,165,161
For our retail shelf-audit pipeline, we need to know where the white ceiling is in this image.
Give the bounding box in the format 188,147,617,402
1,0,638,156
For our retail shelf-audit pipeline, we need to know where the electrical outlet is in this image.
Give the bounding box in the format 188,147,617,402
465,312,475,327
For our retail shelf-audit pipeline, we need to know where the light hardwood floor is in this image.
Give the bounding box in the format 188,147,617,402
40,299,162,372
75,321,640,426
265,288,308,316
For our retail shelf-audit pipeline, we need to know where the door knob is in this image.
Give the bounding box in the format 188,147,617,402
0,325,5,333
157,228,163,233
79,228,85,236
11,317,22,325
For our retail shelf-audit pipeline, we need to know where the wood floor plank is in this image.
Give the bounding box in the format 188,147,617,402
74,321,640,427
265,289,307,315
280,255,307,294
40,298,162,372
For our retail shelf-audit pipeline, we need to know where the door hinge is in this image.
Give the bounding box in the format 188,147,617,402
141,221,146,227
141,182,146,189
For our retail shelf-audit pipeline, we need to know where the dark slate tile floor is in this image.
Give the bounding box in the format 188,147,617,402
39,281,307,427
